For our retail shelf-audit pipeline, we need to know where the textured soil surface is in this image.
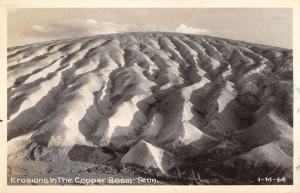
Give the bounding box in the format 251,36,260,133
7,32,293,185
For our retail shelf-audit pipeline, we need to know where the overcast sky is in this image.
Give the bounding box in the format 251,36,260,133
8,8,292,48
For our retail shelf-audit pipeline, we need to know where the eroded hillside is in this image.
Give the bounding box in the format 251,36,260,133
7,32,293,184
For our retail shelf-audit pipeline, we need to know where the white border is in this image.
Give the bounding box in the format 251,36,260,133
0,1,299,193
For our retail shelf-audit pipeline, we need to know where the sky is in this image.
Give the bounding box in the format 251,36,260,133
8,8,292,48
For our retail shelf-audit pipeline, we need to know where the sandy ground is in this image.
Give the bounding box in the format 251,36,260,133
7,32,293,185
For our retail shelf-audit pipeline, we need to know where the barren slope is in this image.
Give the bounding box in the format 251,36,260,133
7,32,293,184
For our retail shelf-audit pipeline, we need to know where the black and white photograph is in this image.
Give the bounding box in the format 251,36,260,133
5,6,296,187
